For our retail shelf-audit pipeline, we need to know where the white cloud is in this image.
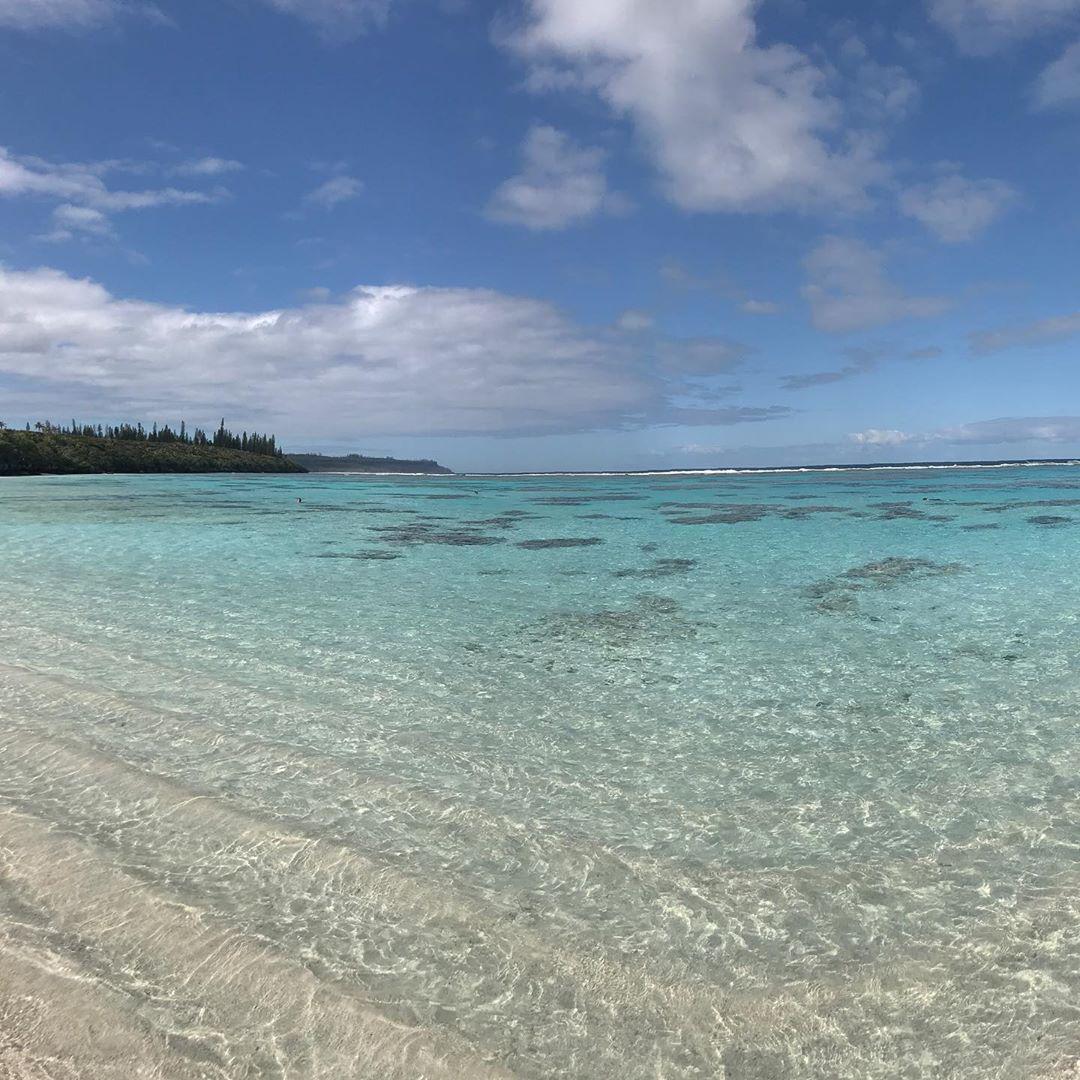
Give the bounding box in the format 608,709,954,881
505,0,885,213
1034,41,1080,108
486,126,626,230
659,258,697,288
615,309,653,332
39,204,113,243
0,0,113,29
0,266,789,439
802,236,952,333
927,0,1080,54
852,416,1080,446
850,428,917,446
0,146,223,248
0,0,165,30
741,299,781,316
970,311,1080,353
0,148,109,204
899,173,1017,242
0,0,395,36
95,187,220,211
851,60,921,123
0,146,221,218
943,416,1080,443
304,176,364,209
173,157,244,176
260,0,393,39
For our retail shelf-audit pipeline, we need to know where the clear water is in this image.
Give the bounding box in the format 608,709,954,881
1,467,1078,1079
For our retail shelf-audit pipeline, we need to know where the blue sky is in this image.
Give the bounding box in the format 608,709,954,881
1,0,1079,471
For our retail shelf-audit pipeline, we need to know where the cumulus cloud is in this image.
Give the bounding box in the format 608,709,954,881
486,126,626,230
303,175,364,209
927,0,1080,53
504,0,885,213
802,236,952,333
852,416,1080,446
1034,41,1080,108
0,266,790,439
970,311,1080,353
850,428,917,446
899,173,1017,242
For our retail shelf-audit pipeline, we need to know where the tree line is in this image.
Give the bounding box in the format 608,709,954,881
12,418,284,457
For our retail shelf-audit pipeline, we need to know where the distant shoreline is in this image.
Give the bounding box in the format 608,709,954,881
289,453,452,475
464,458,1080,477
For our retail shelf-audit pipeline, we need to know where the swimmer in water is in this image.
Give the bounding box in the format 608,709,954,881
296,497,302,504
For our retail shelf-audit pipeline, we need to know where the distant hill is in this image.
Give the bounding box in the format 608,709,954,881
0,428,305,476
288,453,452,474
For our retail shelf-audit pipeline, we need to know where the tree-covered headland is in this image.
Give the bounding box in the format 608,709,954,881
0,419,306,476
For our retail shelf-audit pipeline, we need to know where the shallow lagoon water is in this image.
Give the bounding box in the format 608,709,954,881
1,466,1079,1078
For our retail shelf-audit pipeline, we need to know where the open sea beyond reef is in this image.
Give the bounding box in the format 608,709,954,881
2,465,1080,1080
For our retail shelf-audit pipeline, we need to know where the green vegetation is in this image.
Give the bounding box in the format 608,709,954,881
0,420,305,476
26,418,284,456
289,452,452,474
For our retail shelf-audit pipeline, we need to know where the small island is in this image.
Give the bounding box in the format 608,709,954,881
0,421,305,476
288,453,453,475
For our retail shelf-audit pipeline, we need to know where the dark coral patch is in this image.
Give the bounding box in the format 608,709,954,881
517,537,604,549
805,556,968,615
662,502,852,525
352,506,422,515
465,516,528,530
779,505,854,520
666,505,769,525
531,494,643,506
315,550,403,560
613,558,697,579
840,556,967,585
370,523,504,546
869,502,956,522
525,593,701,652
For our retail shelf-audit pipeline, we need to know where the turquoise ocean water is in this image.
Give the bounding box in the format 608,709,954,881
1,465,1079,1078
